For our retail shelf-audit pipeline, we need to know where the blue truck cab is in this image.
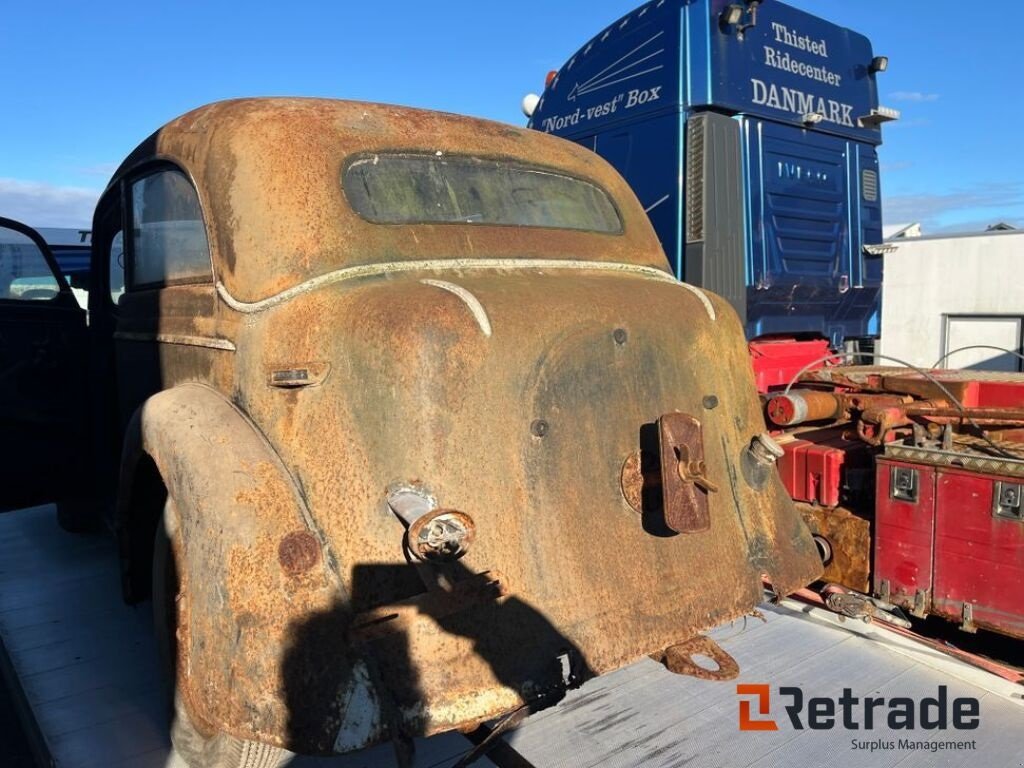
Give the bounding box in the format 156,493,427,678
528,0,896,348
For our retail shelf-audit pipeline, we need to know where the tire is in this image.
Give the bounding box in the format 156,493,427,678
152,505,290,768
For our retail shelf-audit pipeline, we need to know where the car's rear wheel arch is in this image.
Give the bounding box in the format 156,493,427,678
120,450,168,603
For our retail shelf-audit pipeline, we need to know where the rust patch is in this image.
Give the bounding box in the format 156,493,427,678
620,452,643,512
620,450,663,514
279,531,322,576
797,503,871,593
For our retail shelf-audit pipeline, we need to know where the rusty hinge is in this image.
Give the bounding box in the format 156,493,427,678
911,588,929,619
961,602,978,634
658,412,716,534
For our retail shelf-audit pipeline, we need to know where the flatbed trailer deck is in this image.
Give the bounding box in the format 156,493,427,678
2,506,1022,768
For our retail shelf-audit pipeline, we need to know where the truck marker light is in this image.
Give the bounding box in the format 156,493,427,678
721,4,744,26
521,93,541,118
858,107,901,128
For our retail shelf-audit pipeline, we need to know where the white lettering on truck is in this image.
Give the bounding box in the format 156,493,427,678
771,22,829,58
763,46,842,87
540,86,662,132
540,108,583,133
626,86,662,108
751,78,855,127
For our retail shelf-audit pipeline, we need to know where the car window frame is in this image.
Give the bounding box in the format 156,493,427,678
92,182,127,311
0,216,79,307
125,162,215,292
340,152,626,236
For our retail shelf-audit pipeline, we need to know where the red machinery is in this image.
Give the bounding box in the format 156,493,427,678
765,367,1024,641
749,337,836,393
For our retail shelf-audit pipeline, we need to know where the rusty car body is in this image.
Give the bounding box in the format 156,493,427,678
7,98,822,763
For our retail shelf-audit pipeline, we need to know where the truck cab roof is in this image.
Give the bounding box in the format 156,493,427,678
531,0,885,145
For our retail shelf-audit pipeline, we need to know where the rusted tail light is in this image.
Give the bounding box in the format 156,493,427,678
387,488,476,562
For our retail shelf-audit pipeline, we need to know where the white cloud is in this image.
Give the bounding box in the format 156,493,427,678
888,91,940,102
884,182,1024,234
75,162,119,178
888,118,932,129
0,178,101,228
934,215,1024,234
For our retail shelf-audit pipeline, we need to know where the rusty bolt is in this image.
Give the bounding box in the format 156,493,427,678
530,419,549,438
278,531,321,576
613,328,628,345
748,433,784,467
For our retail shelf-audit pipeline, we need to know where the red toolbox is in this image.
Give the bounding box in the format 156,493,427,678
777,428,872,508
874,454,1024,639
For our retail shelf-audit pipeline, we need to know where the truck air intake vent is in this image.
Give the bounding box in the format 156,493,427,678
862,169,878,202
685,114,707,243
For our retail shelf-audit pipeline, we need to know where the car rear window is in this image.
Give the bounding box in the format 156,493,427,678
343,153,622,234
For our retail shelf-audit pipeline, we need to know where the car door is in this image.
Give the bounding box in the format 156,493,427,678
0,217,88,510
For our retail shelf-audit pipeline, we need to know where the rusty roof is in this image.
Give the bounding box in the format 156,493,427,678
111,98,669,303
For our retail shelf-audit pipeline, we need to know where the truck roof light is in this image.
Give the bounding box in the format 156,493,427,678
545,70,559,89
721,4,744,26
870,56,889,73
722,2,761,35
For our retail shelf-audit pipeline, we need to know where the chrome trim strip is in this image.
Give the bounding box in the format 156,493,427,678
114,331,236,351
215,258,716,320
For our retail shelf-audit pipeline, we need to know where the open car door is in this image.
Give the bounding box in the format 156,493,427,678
0,217,88,510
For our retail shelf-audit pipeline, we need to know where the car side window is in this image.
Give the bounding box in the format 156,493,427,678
130,169,211,289
109,231,125,304
0,224,61,301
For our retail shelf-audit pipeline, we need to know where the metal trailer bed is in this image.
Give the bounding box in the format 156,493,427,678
2,505,1021,768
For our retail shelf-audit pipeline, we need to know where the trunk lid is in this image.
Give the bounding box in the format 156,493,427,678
238,262,821,744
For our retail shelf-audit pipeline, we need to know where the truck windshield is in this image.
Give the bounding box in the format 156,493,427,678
343,153,622,234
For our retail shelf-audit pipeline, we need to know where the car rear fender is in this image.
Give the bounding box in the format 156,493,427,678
115,383,367,748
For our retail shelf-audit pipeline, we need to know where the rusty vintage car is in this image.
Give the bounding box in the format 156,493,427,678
1,98,821,766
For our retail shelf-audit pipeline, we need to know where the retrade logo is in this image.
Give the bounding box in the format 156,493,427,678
737,684,778,731
736,684,980,732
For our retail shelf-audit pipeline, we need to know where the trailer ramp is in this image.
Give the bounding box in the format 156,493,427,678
504,602,1023,767
1,505,1021,767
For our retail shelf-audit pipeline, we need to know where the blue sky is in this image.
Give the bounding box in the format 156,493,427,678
2,1,1020,234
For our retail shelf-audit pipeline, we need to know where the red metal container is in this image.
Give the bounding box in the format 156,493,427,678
875,457,1024,639
874,459,937,617
933,467,1024,638
749,338,835,393
777,428,871,508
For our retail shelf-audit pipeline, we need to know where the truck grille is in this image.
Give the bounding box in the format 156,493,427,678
862,169,878,202
685,114,706,243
